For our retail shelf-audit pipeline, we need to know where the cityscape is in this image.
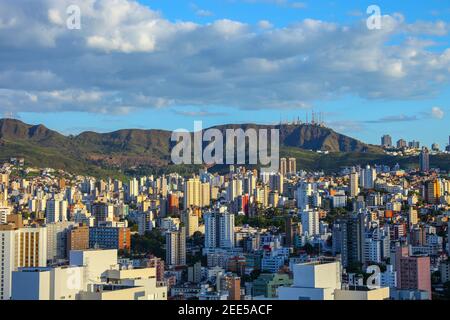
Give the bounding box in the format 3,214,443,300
1,0,450,307
0,131,449,301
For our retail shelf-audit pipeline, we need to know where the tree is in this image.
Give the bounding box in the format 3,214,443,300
130,229,165,258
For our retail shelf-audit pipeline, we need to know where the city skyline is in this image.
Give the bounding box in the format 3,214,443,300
0,0,449,147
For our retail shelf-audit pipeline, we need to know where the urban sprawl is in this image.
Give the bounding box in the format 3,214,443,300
1,136,450,301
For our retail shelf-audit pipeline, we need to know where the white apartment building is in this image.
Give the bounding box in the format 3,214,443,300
12,266,86,300
278,261,342,300
0,226,48,300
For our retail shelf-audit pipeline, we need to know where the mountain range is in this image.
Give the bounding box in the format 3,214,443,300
0,118,448,177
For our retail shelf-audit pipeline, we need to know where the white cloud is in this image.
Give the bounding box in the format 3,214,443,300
431,107,445,119
0,0,450,115
258,20,273,29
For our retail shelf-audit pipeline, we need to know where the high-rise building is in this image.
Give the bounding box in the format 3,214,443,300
419,147,430,172
350,172,359,197
182,209,199,237
222,274,241,300
269,173,284,195
360,165,377,190
333,212,366,268
67,225,90,254
166,226,186,267
89,227,130,251
91,203,114,224
184,178,201,209
187,262,202,284
301,209,319,237
0,206,10,224
288,158,297,175
204,210,235,249
397,139,407,149
381,135,392,148
46,199,68,223
0,225,48,300
398,255,431,299
227,179,243,202
407,207,418,229
296,182,313,210
423,179,441,204
280,158,287,176
46,221,76,262
200,182,210,207
167,193,179,216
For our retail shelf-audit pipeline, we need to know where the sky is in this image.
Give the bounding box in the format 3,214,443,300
0,0,449,147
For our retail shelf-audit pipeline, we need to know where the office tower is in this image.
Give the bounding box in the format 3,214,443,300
184,177,201,209
301,209,319,237
349,172,359,197
280,158,287,176
89,227,130,250
399,256,432,299
0,225,48,300
182,209,199,237
46,221,76,262
381,135,392,148
296,182,313,210
67,225,90,254
397,139,407,149
419,147,430,172
204,211,235,249
288,158,297,175
46,199,68,223
166,226,186,267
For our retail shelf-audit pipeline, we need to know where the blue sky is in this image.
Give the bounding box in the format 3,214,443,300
1,0,449,147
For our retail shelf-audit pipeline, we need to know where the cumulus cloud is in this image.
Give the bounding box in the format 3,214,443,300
0,0,450,115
